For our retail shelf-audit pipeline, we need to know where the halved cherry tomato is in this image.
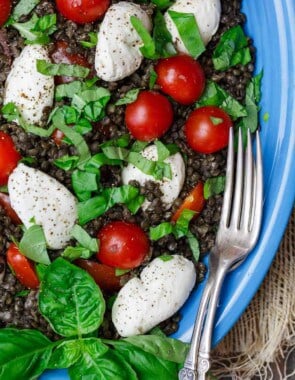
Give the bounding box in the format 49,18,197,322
0,0,11,26
172,182,205,222
185,106,232,154
75,259,121,293
0,131,21,186
125,90,174,141
6,243,40,289
51,40,91,84
155,55,205,105
55,0,110,24
97,221,150,269
0,193,21,224
52,128,66,146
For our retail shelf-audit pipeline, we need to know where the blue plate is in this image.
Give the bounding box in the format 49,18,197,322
41,0,295,378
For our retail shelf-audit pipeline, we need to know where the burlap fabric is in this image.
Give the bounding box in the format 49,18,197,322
210,208,295,379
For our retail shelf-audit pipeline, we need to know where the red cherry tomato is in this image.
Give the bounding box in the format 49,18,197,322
55,0,110,24
0,193,21,224
6,243,40,289
51,41,91,84
125,91,174,141
0,0,11,26
185,106,233,154
155,55,205,105
52,128,66,146
171,182,205,222
75,259,122,293
97,221,150,269
0,131,21,186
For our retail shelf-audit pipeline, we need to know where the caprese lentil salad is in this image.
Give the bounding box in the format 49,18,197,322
0,0,262,378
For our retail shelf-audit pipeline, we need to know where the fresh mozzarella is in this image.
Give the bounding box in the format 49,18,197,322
122,145,185,209
8,164,77,250
112,255,196,336
95,1,152,81
4,44,54,125
165,0,221,52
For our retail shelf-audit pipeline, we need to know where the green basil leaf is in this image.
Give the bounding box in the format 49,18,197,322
102,146,129,160
151,0,173,10
15,290,30,297
204,176,226,199
0,328,57,380
102,185,141,207
212,25,251,71
54,155,80,171
130,16,156,59
7,0,41,23
155,140,171,162
153,11,176,58
196,80,247,120
37,59,90,78
130,140,149,153
168,11,205,58
154,161,172,180
84,153,121,173
47,340,81,369
55,81,83,101
115,268,131,276
125,194,145,214
150,222,173,240
123,335,189,364
159,255,173,262
61,246,93,261
19,224,50,265
71,224,99,252
80,32,98,48
69,339,137,380
0,185,8,193
165,143,180,155
20,156,37,165
186,230,200,262
100,134,130,148
149,69,158,89
72,170,99,201
115,88,140,105
78,195,108,225
39,258,106,337
174,209,196,238
36,263,48,282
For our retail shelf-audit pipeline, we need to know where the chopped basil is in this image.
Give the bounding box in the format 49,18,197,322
102,146,129,161
19,224,50,265
150,222,174,240
158,255,173,262
210,116,223,125
212,25,251,71
174,209,196,238
115,268,131,276
6,0,41,23
130,140,149,153
127,151,172,180
54,155,80,171
20,156,37,165
36,263,48,282
55,81,83,101
149,69,158,89
80,32,98,48
168,11,205,58
130,16,156,59
71,225,99,253
71,170,99,201
204,176,226,199
84,154,122,173
11,14,57,45
61,246,93,261
155,140,171,162
101,134,130,148
115,88,140,105
196,80,247,120
186,230,200,262
36,60,90,78
153,10,176,58
15,290,30,297
151,0,173,10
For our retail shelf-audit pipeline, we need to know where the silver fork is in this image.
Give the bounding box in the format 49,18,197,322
179,127,263,380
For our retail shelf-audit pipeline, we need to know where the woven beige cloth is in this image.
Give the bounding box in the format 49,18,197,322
211,208,295,379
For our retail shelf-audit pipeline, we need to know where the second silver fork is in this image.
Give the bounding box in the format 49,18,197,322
179,127,263,380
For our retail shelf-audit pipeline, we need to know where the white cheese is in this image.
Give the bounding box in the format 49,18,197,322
95,1,152,81
8,164,77,250
112,255,196,336
165,0,221,52
122,145,185,210
4,44,54,125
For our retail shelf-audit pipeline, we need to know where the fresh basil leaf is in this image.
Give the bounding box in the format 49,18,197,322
69,340,137,380
20,156,36,165
84,153,121,173
102,146,129,161
123,335,189,364
204,176,225,199
0,185,8,193
196,80,247,120
37,59,90,78
159,255,173,262
72,170,99,201
154,161,172,180
115,268,131,276
7,0,41,23
155,140,171,162
127,151,172,180
54,155,80,171
100,134,130,148
186,230,200,262
61,246,93,261
55,81,83,101
168,11,205,58
130,140,149,153
149,69,158,89
71,224,99,252
80,32,98,48
174,209,196,238
151,0,173,10
149,326,166,337
36,263,48,282
77,195,108,225
39,258,105,337
212,25,251,71
19,224,50,265
47,339,82,369
15,290,30,297
153,11,176,58
115,88,140,106
165,143,180,155
0,328,57,380
150,222,173,240
130,16,156,59
102,185,141,208
125,194,145,214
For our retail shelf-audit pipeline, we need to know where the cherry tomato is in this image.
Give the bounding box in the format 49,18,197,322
0,0,11,26
51,41,91,84
6,243,40,289
0,132,21,186
172,182,205,222
155,55,205,105
75,259,122,293
55,0,110,24
97,221,150,269
0,193,21,224
185,106,233,154
52,128,66,146
125,91,174,141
